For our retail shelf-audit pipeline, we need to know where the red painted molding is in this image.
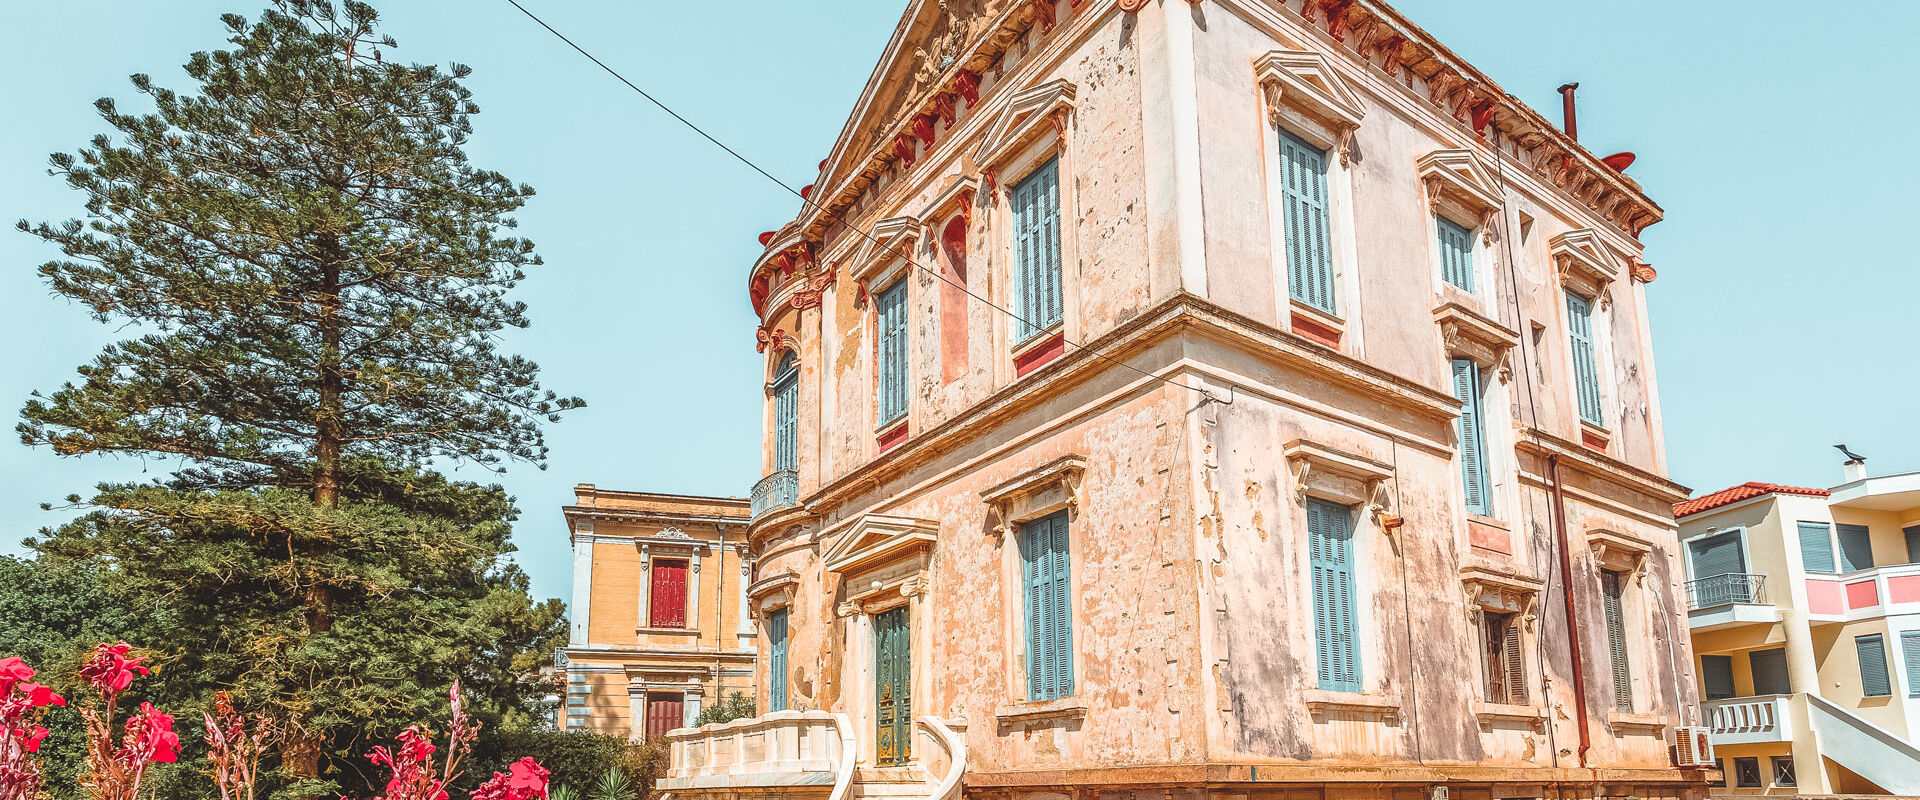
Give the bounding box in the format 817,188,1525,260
878,422,909,453
913,113,939,146
1289,313,1342,349
1580,428,1610,452
1013,332,1067,377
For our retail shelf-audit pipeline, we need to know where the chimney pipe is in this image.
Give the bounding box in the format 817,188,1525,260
1557,82,1580,141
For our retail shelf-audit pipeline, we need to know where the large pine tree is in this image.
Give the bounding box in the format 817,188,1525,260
18,0,579,788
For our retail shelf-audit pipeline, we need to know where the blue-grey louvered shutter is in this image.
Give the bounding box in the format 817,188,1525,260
1601,570,1633,711
1020,511,1073,701
1689,532,1746,579
1903,632,1920,698
1011,159,1062,342
1436,216,1475,292
1906,525,1920,564
1798,522,1837,573
1701,655,1735,700
769,609,790,711
1566,293,1604,426
876,281,908,423
1279,131,1335,315
1836,523,1874,572
772,354,799,472
1749,647,1790,695
1858,635,1892,697
1452,358,1491,516
1308,500,1360,692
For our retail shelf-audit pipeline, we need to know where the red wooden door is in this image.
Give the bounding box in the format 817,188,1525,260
644,692,684,740
650,559,688,628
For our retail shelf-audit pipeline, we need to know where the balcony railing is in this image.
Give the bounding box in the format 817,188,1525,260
751,470,799,520
1703,695,1792,744
661,710,852,796
1686,573,1768,609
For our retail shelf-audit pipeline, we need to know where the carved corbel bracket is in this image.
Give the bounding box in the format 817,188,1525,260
1281,439,1394,519
755,326,796,354
1550,229,1623,302
1255,50,1366,168
1586,528,1653,586
1460,565,1544,629
1434,302,1520,382
980,455,1088,538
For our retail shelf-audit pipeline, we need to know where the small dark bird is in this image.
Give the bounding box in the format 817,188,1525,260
1835,444,1867,462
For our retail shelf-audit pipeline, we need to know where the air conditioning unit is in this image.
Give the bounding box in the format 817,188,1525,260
1669,726,1714,768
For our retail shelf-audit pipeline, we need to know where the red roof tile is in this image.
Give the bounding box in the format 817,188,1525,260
1674,482,1829,518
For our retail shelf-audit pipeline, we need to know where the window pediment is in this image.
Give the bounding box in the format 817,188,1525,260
981,455,1086,536
822,513,939,577
1434,301,1520,371
1256,50,1366,157
1460,564,1544,618
974,79,1076,175
1588,527,1653,583
848,216,923,289
1550,229,1623,299
1283,439,1393,510
1418,149,1502,222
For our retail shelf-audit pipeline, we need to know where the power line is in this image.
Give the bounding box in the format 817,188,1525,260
501,0,1215,403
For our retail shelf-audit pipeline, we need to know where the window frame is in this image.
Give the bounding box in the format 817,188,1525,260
1798,520,1838,574
1700,654,1735,700
873,277,910,427
1858,633,1893,697
1451,357,1493,517
1481,609,1528,705
1564,290,1606,428
1904,631,1920,699
768,608,790,712
1600,568,1634,712
647,557,691,630
1733,756,1762,789
1276,129,1338,316
770,352,799,473
1771,756,1797,788
1008,156,1064,345
1307,498,1363,693
1017,510,1075,702
1435,214,1477,293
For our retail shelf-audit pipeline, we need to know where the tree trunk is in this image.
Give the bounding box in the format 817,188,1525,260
286,238,345,781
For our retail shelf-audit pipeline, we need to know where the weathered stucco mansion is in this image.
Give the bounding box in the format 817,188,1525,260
667,2,1708,800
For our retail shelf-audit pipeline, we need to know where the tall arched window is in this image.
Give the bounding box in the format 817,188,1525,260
771,352,798,473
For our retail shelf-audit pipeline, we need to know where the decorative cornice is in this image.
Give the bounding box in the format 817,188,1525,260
821,513,940,577
1256,49,1366,164
1417,149,1502,222
973,79,1077,177
980,454,1087,535
1513,429,1691,505
1433,302,1519,375
1550,229,1621,300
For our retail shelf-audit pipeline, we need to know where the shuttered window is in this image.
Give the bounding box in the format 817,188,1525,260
1436,216,1475,292
1483,611,1527,705
1701,655,1735,700
1565,292,1604,427
1452,358,1492,517
875,280,909,424
649,558,689,629
1859,634,1893,697
1011,158,1063,342
1600,570,1633,712
1308,499,1361,692
1020,511,1074,701
772,353,799,472
769,608,790,711
1837,523,1875,572
1905,525,1920,564
1279,131,1336,314
644,692,684,740
1689,532,1746,579
1902,632,1920,698
1750,647,1791,696
1798,522,1837,574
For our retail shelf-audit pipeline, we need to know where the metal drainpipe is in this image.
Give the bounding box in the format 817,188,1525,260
1547,454,1592,768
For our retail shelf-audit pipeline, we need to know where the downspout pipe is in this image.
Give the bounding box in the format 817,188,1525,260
1547,454,1592,768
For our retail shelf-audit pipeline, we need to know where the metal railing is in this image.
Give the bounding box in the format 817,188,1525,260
751,470,799,520
1686,573,1768,609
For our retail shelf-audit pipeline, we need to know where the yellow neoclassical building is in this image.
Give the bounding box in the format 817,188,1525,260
557,486,756,740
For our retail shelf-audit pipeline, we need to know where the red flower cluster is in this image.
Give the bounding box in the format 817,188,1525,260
469,758,548,800
2,656,66,800
125,703,179,765
79,643,148,695
367,727,449,800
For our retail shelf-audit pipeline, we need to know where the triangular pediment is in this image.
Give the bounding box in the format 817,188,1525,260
849,216,924,283
822,514,939,576
1550,229,1625,295
1418,149,1502,217
1254,50,1367,130
972,79,1077,169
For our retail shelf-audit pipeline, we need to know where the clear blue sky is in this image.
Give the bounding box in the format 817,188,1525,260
4,1,1916,604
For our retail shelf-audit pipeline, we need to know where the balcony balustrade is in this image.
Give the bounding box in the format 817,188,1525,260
1686,573,1767,609
661,710,851,795
752,470,800,520
1703,695,1793,745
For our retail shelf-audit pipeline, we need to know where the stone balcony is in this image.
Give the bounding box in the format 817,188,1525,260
1805,562,1920,623
659,711,965,800
1703,695,1793,746
751,470,800,521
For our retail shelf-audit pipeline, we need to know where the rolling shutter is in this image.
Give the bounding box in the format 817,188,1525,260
1309,499,1361,692
1749,647,1790,696
1701,654,1735,700
1436,215,1475,292
1601,570,1633,712
1020,511,1074,701
769,609,790,711
1837,523,1875,572
1905,525,1920,564
1452,358,1491,516
876,280,908,423
1797,522,1837,574
1689,532,1746,579
1011,158,1062,341
1566,293,1604,426
1902,632,1920,698
1279,131,1336,314
1858,634,1892,697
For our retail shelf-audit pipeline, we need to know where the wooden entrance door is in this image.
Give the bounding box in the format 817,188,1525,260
873,606,911,766
643,691,684,741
